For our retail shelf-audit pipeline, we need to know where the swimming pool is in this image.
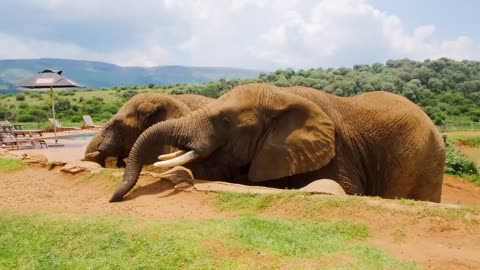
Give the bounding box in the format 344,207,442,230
58,133,96,141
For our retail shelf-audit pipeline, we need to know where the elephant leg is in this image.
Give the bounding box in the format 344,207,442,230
407,169,443,203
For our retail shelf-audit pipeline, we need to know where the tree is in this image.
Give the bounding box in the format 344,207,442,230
371,63,384,74
456,80,480,95
283,68,295,79
30,107,48,129
412,67,435,84
427,78,443,92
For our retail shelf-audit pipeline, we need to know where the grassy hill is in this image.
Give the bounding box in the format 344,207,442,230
0,58,261,92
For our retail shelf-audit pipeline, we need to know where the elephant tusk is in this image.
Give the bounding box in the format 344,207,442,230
154,150,199,168
84,151,100,159
158,150,186,160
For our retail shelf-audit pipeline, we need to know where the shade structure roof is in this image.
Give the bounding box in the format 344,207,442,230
16,69,84,89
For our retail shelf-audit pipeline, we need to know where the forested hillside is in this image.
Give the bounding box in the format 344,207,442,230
0,58,479,127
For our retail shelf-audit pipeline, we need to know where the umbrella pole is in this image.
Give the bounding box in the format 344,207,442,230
50,86,57,143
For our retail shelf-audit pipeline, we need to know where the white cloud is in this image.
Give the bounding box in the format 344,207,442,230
1,0,479,68
0,33,173,67
179,36,199,52
252,0,479,68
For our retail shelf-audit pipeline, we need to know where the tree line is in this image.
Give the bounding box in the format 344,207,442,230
0,57,479,126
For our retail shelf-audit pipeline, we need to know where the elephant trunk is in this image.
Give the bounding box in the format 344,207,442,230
83,122,115,167
109,113,203,202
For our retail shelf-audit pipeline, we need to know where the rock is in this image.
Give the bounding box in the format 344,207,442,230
157,166,194,184
47,161,68,170
104,156,117,168
20,153,49,165
192,180,282,194
61,161,102,174
174,181,194,192
300,179,347,196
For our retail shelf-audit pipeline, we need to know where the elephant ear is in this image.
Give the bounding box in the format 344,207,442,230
248,93,336,182
134,95,190,128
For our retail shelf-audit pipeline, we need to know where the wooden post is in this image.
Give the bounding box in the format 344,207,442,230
51,86,57,143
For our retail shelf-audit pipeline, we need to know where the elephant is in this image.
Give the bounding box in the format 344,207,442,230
83,93,213,167
109,83,445,203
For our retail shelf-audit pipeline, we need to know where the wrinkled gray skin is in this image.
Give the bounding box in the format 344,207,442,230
83,93,213,167
111,83,445,203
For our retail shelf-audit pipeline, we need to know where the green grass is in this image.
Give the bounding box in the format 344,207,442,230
439,124,480,132
0,158,25,172
215,192,480,223
448,135,480,147
216,192,362,213
230,217,369,257
0,210,417,269
215,191,309,212
461,174,480,186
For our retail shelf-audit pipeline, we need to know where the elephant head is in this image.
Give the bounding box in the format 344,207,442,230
83,93,212,167
110,83,336,202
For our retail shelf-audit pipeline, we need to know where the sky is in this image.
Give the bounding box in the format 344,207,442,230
0,0,478,70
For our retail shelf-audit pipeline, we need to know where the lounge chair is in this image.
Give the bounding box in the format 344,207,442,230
82,115,103,130
0,131,47,149
45,118,81,132
0,121,43,137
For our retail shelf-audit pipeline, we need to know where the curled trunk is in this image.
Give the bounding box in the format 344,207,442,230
109,118,190,202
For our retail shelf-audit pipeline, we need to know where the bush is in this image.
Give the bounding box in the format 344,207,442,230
445,142,479,175
15,94,25,101
16,113,34,122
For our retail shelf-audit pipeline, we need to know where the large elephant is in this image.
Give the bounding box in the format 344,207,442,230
83,93,213,167
110,83,445,202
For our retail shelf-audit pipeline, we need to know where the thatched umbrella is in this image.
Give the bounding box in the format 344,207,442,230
16,69,85,146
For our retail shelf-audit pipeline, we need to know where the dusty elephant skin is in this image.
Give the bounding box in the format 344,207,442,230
111,83,445,203
83,93,213,167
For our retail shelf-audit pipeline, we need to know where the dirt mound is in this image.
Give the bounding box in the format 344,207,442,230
0,167,228,219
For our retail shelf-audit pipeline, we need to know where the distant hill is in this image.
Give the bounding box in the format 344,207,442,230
0,58,261,92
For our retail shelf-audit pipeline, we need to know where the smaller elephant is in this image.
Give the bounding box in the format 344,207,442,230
83,93,213,167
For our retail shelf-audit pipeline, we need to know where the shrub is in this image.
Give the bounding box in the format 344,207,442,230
445,142,479,175
15,94,25,101
16,113,34,122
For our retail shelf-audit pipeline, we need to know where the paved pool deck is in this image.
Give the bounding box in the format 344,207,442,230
4,129,98,163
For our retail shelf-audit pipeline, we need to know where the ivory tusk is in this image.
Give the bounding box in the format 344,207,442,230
158,150,186,160
154,150,199,168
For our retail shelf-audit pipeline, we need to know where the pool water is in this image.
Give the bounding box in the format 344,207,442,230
58,133,96,141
